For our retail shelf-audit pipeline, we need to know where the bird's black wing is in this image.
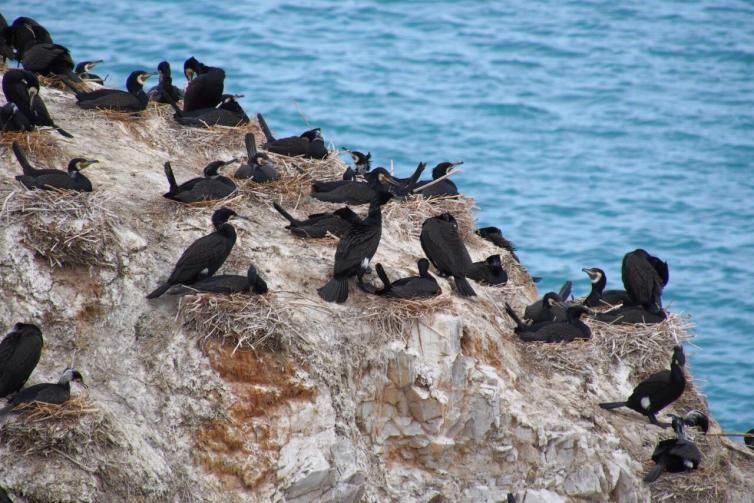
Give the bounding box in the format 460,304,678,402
0,332,21,368
518,322,582,342
77,91,142,111
622,253,659,305
333,225,381,277
267,136,310,157
17,172,76,190
169,233,230,283
630,370,671,398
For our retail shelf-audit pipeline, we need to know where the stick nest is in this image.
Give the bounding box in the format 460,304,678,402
383,194,477,241
0,130,64,167
351,294,454,340
0,395,116,459
1,189,122,268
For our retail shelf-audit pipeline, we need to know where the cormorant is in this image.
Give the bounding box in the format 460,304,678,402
75,60,104,85
2,69,72,137
476,226,520,263
644,415,701,483
524,281,572,322
146,207,245,298
374,259,441,298
682,409,709,434
593,305,667,325
312,167,400,205
599,345,686,428
171,94,249,127
412,161,463,197
343,149,371,174
746,429,754,450
183,56,225,111
581,267,632,307
257,112,328,159
63,70,154,112
0,367,85,417
162,160,237,203
0,102,32,132
420,213,476,297
318,191,393,303
235,133,279,182
385,162,427,197
311,167,355,192
0,323,43,398
21,42,81,83
14,141,97,192
168,264,267,295
0,13,14,62
622,249,668,313
273,202,360,238
505,304,591,342
0,485,11,503
147,61,183,103
6,17,52,60
466,254,508,285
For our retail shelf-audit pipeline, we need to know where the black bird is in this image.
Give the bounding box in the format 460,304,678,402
420,213,476,297
0,102,32,132
466,254,508,286
162,160,237,203
386,162,428,197
318,191,393,303
235,133,279,182
0,323,43,398
168,264,268,295
183,56,225,111
0,485,11,503
310,167,355,192
0,13,15,62
312,167,399,205
273,202,360,238
21,42,81,83
600,345,686,428
593,305,667,325
682,409,709,434
75,60,104,85
344,149,371,174
506,304,591,342
171,94,249,127
257,112,328,159
644,415,701,483
581,267,632,307
2,69,72,137
14,141,98,192
476,226,520,263
146,207,245,299
64,70,154,112
374,259,441,298
147,60,183,103
746,429,754,450
524,281,572,322
622,249,668,313
6,17,52,60
412,161,463,197
0,367,85,417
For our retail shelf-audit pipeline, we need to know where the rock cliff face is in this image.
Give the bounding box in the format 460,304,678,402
1,80,753,503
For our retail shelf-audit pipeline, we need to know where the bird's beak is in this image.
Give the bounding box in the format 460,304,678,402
581,268,597,280
81,160,99,169
28,87,38,108
185,68,194,81
450,161,464,168
233,94,244,99
89,59,104,69
233,214,250,221
222,158,240,166
378,173,401,187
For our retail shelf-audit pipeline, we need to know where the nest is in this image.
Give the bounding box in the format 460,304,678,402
521,313,692,375
170,122,263,162
0,395,115,464
351,294,454,341
0,130,64,168
383,194,477,241
1,189,122,268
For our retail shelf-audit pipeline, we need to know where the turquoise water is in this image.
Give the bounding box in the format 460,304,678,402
6,1,753,433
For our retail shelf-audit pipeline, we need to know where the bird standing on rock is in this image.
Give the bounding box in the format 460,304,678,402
420,213,476,297
146,208,246,299
183,56,224,111
0,323,43,398
622,249,668,313
600,345,686,428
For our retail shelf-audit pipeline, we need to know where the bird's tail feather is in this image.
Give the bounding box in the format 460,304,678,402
272,202,299,225
54,125,73,138
59,77,83,97
244,133,258,158
163,162,178,192
454,275,477,297
146,283,171,299
318,277,348,303
504,302,525,329
559,280,573,301
256,113,275,142
643,462,665,483
12,141,35,175
162,89,183,116
375,264,391,291
599,401,626,410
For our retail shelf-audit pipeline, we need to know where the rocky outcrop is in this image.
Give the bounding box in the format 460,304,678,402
1,79,752,502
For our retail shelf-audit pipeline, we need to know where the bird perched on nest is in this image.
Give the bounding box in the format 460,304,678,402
21,41,81,84
272,202,360,239
644,414,701,483
257,112,329,159
183,56,225,111
524,281,572,322
169,94,249,128
0,367,86,417
622,249,669,314
147,60,183,104
420,213,477,297
0,323,43,399
13,141,98,191
318,191,394,303
466,254,508,286
235,133,279,182
312,167,401,205
600,345,686,428
162,160,237,203
506,304,591,342
75,60,104,85
146,208,246,299
2,69,72,137
581,267,631,308
343,149,371,174
0,13,15,63
374,259,441,298
412,161,463,197
5,16,52,61
593,304,667,325
63,70,155,112
168,264,268,296
0,102,32,133
476,226,520,263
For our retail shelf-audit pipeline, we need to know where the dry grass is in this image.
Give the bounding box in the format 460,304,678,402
0,395,114,463
383,194,477,241
351,294,454,341
1,189,122,268
0,131,64,167
521,313,692,375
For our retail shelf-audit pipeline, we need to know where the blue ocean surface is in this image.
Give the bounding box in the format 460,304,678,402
5,1,753,433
